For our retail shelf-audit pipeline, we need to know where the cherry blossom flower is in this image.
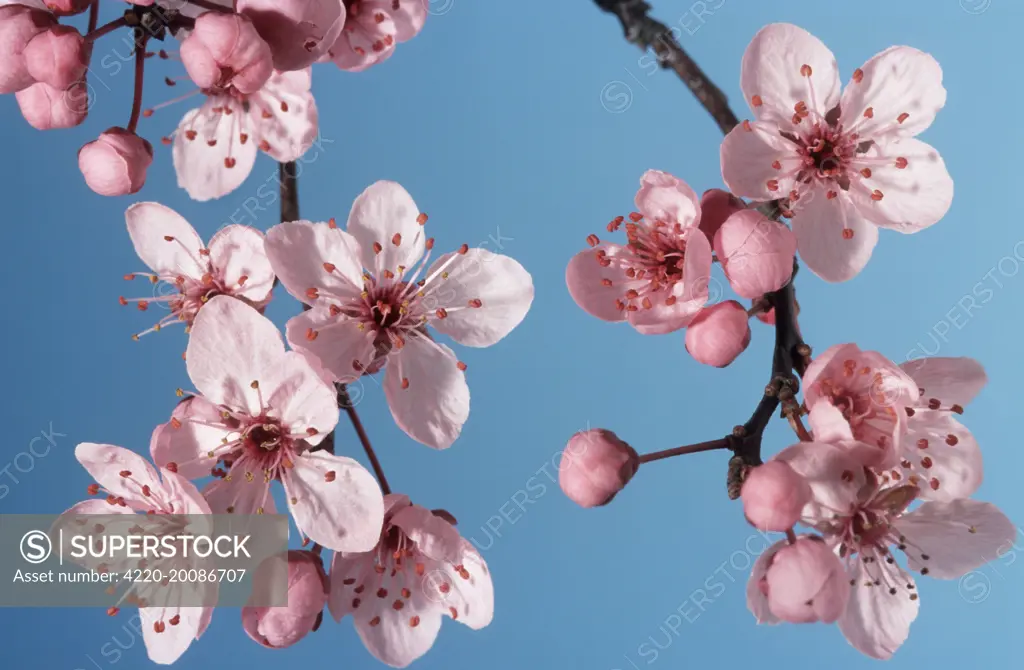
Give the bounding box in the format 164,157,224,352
120,202,274,338
566,170,713,335
747,441,1015,659
150,295,385,552
558,429,639,508
158,68,318,201
264,180,534,450
237,0,347,71
57,443,215,665
720,23,953,282
328,494,493,668
329,0,427,72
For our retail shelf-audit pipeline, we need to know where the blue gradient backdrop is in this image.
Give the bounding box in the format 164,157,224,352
1,1,1021,668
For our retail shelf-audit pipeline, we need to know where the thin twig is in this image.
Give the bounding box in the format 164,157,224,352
126,32,148,133
338,386,391,495
87,0,99,33
638,438,731,463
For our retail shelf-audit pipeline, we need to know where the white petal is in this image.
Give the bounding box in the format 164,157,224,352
838,561,918,660
207,224,275,302
173,105,259,202
284,305,376,383
792,189,878,282
899,412,982,502
125,202,205,279
900,357,987,408
259,350,339,443
346,181,426,277
265,220,365,304
747,539,787,624
251,69,319,163
896,499,1015,578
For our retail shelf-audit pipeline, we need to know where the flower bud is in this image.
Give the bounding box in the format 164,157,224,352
24,25,89,91
714,209,796,299
243,550,328,649
0,5,54,94
559,429,639,508
685,301,751,368
78,127,153,196
16,77,89,129
741,460,810,531
180,12,274,95
699,188,745,242
764,537,850,623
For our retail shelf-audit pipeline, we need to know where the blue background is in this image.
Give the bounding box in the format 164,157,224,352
1,0,1021,668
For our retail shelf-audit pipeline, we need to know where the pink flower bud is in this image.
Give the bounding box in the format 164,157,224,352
237,0,346,71
16,76,89,129
24,25,89,91
764,537,850,624
180,12,274,95
714,210,796,299
559,429,639,508
243,551,328,649
78,127,153,196
41,0,93,15
741,460,810,531
0,5,54,94
685,301,751,368
699,188,745,242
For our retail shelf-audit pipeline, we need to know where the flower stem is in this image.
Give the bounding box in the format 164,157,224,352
87,0,99,33
126,33,148,133
638,438,731,464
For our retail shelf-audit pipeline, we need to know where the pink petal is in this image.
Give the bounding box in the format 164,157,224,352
186,296,286,413
897,499,1015,578
150,396,228,479
849,139,953,233
802,342,857,391
208,224,275,302
391,504,463,564
237,1,344,71
125,202,205,278
352,597,443,668
203,464,277,515
713,209,796,299
900,357,987,408
838,561,918,660
284,304,376,383
383,334,469,449
259,351,339,444
140,606,211,665
437,539,494,629
720,121,799,200
265,220,365,304
899,412,982,502
740,23,840,124
283,451,384,552
807,400,854,443
627,228,712,334
791,188,878,282
426,248,534,347
840,46,945,142
172,106,259,202
251,69,318,163
775,441,866,517
746,539,787,624
161,468,213,515
634,169,700,228
346,181,426,276
565,243,632,323
329,9,397,72
74,443,162,507
365,0,426,42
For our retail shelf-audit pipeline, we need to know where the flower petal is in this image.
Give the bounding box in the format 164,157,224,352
202,462,277,515
383,334,469,450
259,351,339,444
125,202,206,279
346,180,426,275
172,106,259,202
353,596,443,668
426,248,534,347
840,46,945,142
899,412,982,502
236,2,343,71
775,441,866,517
720,121,799,200
747,539,787,624
838,561,918,660
391,504,463,564
740,23,840,123
896,499,1015,578
74,443,162,508
266,220,365,305
900,357,987,408
634,170,700,228
150,397,230,480
140,605,210,665
284,451,384,552
807,400,854,443
438,539,493,629
791,188,878,282
186,296,286,413
365,0,426,42
207,224,275,302
850,138,953,233
251,69,318,163
284,304,376,383
565,243,633,323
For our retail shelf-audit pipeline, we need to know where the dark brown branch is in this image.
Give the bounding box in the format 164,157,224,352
639,438,730,463
279,162,300,223
593,0,740,134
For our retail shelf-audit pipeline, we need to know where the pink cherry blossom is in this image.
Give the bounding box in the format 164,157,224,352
150,295,385,552
803,343,919,467
23,24,88,91
713,209,796,299
179,11,274,96
747,440,1015,659
741,460,810,531
165,68,318,201
120,202,275,338
762,536,849,624
720,23,953,282
558,428,639,508
264,180,534,450
15,75,89,129
328,494,494,668
566,170,713,335
237,0,347,71
698,188,745,243
0,4,54,94
329,0,427,72
243,550,329,648
684,300,751,368
78,127,153,197
57,443,215,665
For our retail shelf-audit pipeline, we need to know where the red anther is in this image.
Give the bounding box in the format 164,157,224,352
766,180,779,192
842,228,855,240
87,483,100,495
306,427,319,436
435,308,448,319
239,133,248,144
119,470,131,478
392,233,402,246
306,328,319,341
417,213,428,225
280,101,289,112
456,361,467,371
137,301,149,311
306,287,320,299
800,64,812,77
224,157,236,168
586,234,600,247
860,168,872,178
897,112,909,124
742,119,752,131
425,237,435,250
851,68,864,83
372,242,383,254
323,262,336,273
458,243,469,254
401,378,410,389
468,299,483,308
751,94,763,107
895,157,908,169
328,218,337,229
107,607,120,616
324,471,337,482
165,462,178,473
863,107,874,119
628,212,643,222
871,190,884,201
118,296,128,306
237,275,248,285
329,304,342,316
